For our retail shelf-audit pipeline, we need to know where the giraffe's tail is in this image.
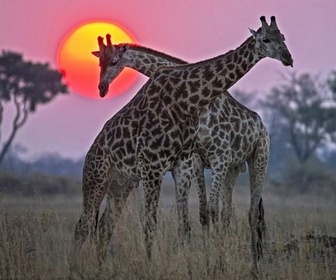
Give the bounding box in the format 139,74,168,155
257,197,266,259
94,211,100,235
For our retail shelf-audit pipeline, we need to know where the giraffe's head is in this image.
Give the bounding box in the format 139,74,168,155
92,34,127,97
249,16,293,67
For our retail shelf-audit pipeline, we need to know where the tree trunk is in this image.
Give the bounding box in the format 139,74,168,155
0,96,28,168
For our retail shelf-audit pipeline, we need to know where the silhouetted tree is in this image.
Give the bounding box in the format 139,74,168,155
262,72,336,164
328,70,336,95
0,51,68,166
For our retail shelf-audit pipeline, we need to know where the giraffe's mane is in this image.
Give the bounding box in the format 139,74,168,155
157,35,255,71
116,35,254,73
116,43,188,65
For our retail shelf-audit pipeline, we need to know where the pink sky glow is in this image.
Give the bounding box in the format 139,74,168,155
1,0,335,159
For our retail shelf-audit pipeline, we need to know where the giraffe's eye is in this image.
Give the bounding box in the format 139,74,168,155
110,60,118,66
262,38,270,43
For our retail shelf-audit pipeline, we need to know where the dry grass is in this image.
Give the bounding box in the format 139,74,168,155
1,185,336,280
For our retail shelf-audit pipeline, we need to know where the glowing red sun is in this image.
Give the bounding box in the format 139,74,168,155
56,21,138,99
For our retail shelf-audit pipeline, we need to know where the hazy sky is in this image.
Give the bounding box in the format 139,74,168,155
1,0,335,160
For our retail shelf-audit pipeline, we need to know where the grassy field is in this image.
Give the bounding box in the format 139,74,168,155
1,182,336,280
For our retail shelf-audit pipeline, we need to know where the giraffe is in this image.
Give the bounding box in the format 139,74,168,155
91,36,195,262
75,16,293,274
92,37,267,266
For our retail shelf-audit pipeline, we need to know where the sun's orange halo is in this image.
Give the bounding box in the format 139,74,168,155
56,21,137,99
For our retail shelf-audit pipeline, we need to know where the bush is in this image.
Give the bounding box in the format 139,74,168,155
0,172,24,194
0,172,81,196
280,160,336,195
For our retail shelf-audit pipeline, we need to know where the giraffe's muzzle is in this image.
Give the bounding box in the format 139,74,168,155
98,83,108,97
281,52,294,67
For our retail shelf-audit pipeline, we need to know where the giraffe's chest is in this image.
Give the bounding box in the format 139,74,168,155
135,114,196,170
107,107,197,179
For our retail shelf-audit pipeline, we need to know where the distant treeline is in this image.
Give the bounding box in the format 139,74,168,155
1,147,336,197
0,171,80,196
0,152,84,196
2,151,84,179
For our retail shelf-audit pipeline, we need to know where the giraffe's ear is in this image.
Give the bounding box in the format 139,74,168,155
119,44,128,53
91,51,100,58
249,28,258,37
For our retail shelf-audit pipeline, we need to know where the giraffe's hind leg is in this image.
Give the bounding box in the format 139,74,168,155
193,153,209,230
73,157,111,257
98,179,134,264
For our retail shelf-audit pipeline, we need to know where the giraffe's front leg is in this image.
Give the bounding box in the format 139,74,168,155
142,174,162,259
171,157,193,242
208,168,227,226
208,185,220,226
220,167,239,231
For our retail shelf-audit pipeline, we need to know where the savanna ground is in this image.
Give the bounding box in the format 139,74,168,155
1,177,336,280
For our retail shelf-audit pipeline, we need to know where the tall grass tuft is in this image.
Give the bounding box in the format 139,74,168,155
1,187,335,279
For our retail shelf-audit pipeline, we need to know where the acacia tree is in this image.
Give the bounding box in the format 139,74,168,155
262,72,336,164
0,51,68,166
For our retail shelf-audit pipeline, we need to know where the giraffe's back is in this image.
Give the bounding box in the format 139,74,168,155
196,91,267,168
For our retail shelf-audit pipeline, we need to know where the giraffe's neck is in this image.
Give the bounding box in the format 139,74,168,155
160,36,265,115
212,36,264,88
118,44,187,76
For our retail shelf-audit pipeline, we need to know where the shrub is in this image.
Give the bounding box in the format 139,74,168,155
280,160,336,195
0,172,81,196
